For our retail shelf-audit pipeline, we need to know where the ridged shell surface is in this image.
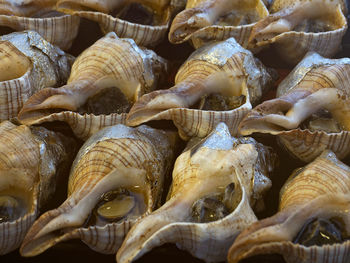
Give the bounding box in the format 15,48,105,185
117,122,277,263
0,1,80,50
20,124,177,256
0,31,73,121
0,120,74,255
56,0,185,46
127,37,275,140
169,0,269,49
239,52,350,162
228,150,350,263
248,0,348,65
18,32,167,139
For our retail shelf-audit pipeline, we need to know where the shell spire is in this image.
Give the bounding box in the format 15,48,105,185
117,123,277,263
20,124,177,256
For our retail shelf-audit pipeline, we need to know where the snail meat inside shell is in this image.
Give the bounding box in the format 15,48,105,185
293,217,348,246
85,187,146,227
191,182,242,223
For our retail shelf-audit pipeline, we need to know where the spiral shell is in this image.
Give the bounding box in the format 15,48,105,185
0,120,75,255
228,150,350,263
248,0,348,65
127,37,275,140
18,32,167,139
117,122,276,263
169,0,269,49
239,52,350,162
20,124,177,256
56,0,185,46
0,31,73,122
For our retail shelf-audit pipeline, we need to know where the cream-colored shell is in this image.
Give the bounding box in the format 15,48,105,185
0,0,80,50
18,32,167,136
20,124,177,256
239,52,350,162
169,0,269,49
117,122,276,263
0,120,74,255
56,0,185,46
127,37,275,140
0,31,73,122
249,0,347,65
228,150,350,263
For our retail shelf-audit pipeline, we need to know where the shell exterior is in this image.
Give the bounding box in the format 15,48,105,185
0,1,80,50
239,52,350,162
116,122,277,263
169,0,269,49
20,124,177,256
228,150,350,263
56,0,185,46
248,0,348,65
18,32,167,138
0,120,74,255
0,31,73,122
127,37,275,140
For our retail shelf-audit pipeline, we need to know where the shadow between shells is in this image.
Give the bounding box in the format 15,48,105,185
1,0,350,263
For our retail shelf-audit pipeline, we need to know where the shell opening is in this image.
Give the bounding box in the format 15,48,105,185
196,93,246,111
300,109,343,133
0,188,32,224
30,10,65,18
84,187,147,227
214,8,262,27
191,182,242,223
77,86,132,115
113,3,163,26
293,217,348,246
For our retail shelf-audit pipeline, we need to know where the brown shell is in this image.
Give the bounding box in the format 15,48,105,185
127,37,275,140
0,31,73,122
248,0,348,65
20,124,177,256
56,0,184,46
18,32,167,138
239,52,350,162
0,120,74,255
117,122,277,263
228,150,350,263
169,0,269,49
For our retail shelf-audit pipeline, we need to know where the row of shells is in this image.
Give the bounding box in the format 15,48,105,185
1,0,350,263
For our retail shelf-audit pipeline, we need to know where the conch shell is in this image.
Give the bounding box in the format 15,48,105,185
56,0,185,46
248,0,348,64
239,52,350,162
0,120,75,255
228,150,350,263
0,0,80,50
127,37,275,140
117,122,277,263
0,30,73,122
169,0,269,49
20,124,177,256
18,32,168,140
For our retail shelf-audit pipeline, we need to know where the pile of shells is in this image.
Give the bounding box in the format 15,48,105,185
1,0,350,263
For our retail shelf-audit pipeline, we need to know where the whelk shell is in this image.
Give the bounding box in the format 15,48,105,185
20,124,177,256
127,37,275,140
0,0,80,50
56,0,185,46
116,122,277,263
228,150,350,263
0,120,75,255
0,30,73,122
248,0,348,65
169,0,269,49
18,32,168,140
239,52,350,162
